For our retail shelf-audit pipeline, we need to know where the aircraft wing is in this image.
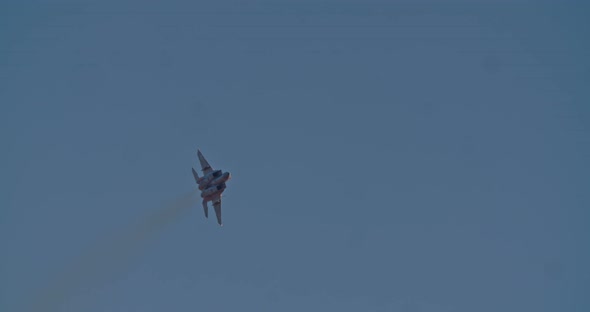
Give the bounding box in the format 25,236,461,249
212,197,222,226
197,150,214,176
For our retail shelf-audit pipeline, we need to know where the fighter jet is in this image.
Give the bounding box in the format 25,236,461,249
191,149,231,226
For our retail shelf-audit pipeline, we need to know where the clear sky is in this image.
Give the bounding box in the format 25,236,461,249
1,1,589,311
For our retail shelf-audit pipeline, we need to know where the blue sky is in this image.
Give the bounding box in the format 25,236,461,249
1,1,589,311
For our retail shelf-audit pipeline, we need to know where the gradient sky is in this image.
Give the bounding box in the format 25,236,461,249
1,1,589,311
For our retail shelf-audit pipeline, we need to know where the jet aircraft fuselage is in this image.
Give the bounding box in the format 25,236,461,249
197,170,231,190
191,150,231,226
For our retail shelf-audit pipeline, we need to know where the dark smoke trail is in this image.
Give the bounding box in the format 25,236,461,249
28,190,198,312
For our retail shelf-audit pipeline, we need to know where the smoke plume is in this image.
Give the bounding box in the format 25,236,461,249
28,190,197,312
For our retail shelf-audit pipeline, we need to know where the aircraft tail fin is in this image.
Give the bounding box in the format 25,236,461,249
191,168,200,184
202,200,209,218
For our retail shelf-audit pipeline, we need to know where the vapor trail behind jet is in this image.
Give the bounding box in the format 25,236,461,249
28,190,197,312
